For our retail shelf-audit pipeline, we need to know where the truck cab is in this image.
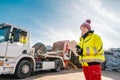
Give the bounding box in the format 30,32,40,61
0,23,64,79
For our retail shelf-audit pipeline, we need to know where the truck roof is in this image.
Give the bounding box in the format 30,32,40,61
0,23,30,33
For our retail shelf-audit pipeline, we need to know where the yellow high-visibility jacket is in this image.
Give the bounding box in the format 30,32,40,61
78,31,105,66
20,36,27,44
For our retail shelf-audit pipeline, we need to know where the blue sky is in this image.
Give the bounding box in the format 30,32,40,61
0,0,120,48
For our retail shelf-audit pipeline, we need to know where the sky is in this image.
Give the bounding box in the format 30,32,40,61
0,0,120,49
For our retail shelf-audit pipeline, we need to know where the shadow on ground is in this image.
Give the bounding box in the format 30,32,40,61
102,70,120,80
0,69,82,80
0,69,120,80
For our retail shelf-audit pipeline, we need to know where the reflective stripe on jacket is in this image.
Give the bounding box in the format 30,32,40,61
78,33,105,66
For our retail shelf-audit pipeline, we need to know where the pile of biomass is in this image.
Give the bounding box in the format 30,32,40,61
104,48,120,72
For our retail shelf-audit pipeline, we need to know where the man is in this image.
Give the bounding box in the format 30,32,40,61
20,33,27,44
76,19,105,80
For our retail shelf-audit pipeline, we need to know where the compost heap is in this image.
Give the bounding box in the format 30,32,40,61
104,48,120,72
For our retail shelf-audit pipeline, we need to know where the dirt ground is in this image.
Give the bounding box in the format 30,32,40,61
26,69,120,80
0,69,120,80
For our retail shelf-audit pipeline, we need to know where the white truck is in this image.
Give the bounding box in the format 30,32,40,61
0,23,65,79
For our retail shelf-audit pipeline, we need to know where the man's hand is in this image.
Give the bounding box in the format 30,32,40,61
75,45,83,56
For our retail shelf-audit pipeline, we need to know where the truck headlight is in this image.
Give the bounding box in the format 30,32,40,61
0,60,4,66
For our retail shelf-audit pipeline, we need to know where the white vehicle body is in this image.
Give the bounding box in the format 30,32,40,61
0,23,64,79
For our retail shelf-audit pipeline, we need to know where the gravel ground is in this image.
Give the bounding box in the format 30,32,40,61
0,69,120,80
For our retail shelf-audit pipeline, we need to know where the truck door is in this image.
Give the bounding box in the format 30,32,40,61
6,28,29,57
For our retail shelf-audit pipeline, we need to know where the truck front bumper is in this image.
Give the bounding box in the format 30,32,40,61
0,66,14,75
0,66,4,75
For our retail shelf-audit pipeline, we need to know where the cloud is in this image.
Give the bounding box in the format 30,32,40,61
30,0,120,48
87,0,120,23
33,25,79,46
30,19,80,46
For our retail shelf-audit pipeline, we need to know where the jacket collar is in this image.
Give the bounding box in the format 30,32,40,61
82,30,94,39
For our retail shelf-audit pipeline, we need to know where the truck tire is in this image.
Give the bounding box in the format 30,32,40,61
15,60,32,79
54,59,62,72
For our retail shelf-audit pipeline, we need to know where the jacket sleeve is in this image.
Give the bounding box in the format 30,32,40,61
94,35,103,54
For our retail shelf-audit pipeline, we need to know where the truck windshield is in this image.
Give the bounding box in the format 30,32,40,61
0,27,11,42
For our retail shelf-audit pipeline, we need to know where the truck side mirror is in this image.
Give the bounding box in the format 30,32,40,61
10,36,13,43
10,32,14,43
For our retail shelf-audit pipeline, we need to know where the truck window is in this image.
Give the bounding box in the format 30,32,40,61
12,28,27,44
0,27,11,42
12,28,21,42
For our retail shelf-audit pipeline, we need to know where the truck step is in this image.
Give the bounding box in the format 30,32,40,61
35,68,42,72
36,61,42,68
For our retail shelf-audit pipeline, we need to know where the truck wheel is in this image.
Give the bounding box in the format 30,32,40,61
15,60,32,79
54,60,61,72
